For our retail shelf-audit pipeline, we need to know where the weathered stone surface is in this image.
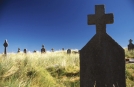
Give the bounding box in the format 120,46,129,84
3,39,8,55
88,5,113,35
128,39,134,50
80,5,126,87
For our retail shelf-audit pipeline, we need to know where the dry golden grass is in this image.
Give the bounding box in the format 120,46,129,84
0,49,133,87
0,50,79,87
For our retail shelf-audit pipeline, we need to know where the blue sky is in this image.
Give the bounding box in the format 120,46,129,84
0,0,134,53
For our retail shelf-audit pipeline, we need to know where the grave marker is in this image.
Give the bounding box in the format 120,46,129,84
51,48,54,52
62,48,64,51
80,5,126,87
33,50,36,53
128,39,134,50
17,48,20,53
67,49,71,54
41,45,46,53
24,49,27,53
3,39,8,55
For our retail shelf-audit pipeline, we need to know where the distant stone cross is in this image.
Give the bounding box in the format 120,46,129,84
17,48,20,53
33,50,36,53
128,39,134,50
88,5,113,34
41,45,46,53
67,49,71,54
3,39,8,55
24,49,27,53
51,48,54,52
129,39,133,44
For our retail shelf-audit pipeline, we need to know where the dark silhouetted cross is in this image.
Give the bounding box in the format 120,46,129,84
88,5,114,34
129,39,133,44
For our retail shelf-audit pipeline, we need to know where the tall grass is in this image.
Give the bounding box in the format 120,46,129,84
0,51,79,87
124,48,134,58
0,49,134,87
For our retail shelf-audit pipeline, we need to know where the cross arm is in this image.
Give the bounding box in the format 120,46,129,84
104,13,114,24
87,14,96,25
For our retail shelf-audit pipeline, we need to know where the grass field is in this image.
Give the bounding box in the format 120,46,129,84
0,49,133,87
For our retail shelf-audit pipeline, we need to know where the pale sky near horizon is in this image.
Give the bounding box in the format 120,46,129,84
0,0,134,53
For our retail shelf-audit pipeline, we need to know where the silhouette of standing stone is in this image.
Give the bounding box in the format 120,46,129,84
80,5,126,87
33,50,36,53
128,39,134,50
24,49,27,53
62,48,64,51
17,48,20,53
51,48,54,52
3,39,8,55
41,45,46,53
67,49,71,54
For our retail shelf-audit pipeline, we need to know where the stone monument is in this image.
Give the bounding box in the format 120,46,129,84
17,48,20,53
62,48,64,51
80,5,126,87
3,39,8,55
24,49,27,53
67,49,71,54
51,48,54,52
128,39,134,50
41,45,46,53
33,50,36,53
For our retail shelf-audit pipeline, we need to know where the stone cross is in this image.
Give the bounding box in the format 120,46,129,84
80,5,126,87
129,39,133,44
33,50,36,53
41,45,46,53
24,49,27,53
88,5,113,35
17,48,20,53
62,48,64,51
67,49,71,54
51,48,54,52
128,39,134,50
3,39,8,55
